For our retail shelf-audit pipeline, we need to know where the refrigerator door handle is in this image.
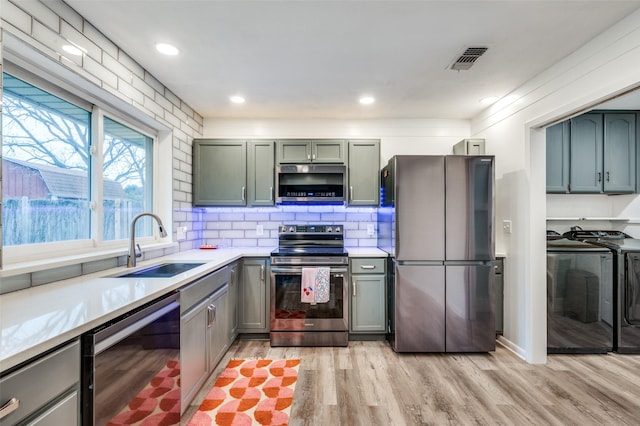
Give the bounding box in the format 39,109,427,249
443,260,494,266
394,259,444,266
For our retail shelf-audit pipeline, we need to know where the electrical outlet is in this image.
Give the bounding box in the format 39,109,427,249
503,220,512,234
256,224,264,236
367,224,375,236
177,226,187,240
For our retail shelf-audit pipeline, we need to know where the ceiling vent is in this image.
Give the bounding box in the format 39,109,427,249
450,47,488,71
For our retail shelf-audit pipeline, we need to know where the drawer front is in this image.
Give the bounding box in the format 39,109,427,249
27,391,79,426
350,258,385,274
180,266,230,313
0,340,79,425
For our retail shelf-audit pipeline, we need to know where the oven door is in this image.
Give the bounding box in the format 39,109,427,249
270,265,348,331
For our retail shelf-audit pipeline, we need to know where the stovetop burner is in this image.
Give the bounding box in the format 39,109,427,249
563,229,631,240
271,247,348,257
272,224,347,264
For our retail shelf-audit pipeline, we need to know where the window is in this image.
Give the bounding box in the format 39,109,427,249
102,117,153,241
1,71,157,259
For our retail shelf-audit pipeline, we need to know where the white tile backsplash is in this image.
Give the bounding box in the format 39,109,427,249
200,206,377,247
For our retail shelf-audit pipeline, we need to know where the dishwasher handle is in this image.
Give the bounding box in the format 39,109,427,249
93,295,179,355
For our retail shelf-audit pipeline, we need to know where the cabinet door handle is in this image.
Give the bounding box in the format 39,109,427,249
353,281,357,297
242,186,246,201
307,154,311,160
360,265,376,270
207,304,216,327
597,172,602,182
607,171,611,182
269,186,273,201
0,398,20,420
350,186,354,200
261,265,265,281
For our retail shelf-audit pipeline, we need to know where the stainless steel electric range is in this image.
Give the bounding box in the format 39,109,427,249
270,224,349,347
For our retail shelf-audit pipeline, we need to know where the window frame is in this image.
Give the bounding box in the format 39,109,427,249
2,64,165,266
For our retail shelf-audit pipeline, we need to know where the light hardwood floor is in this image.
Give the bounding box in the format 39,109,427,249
182,340,640,425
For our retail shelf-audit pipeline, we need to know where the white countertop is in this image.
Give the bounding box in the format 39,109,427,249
0,248,272,371
0,246,389,372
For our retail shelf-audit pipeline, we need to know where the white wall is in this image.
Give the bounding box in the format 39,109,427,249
202,118,470,165
470,9,640,363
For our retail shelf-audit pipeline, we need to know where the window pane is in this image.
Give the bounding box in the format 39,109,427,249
2,73,91,245
102,117,153,240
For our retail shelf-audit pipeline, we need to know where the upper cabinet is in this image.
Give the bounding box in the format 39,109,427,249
546,121,570,193
546,112,637,194
276,139,345,163
347,140,380,206
193,139,275,207
247,140,276,206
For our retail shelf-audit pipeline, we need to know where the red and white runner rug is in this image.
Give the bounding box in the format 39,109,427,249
187,359,300,426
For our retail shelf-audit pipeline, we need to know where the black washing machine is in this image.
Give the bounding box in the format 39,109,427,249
564,229,640,353
547,230,613,353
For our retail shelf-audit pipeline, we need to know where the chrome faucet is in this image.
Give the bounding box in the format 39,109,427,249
127,212,168,267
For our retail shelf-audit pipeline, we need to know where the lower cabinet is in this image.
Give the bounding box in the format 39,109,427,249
207,286,229,372
350,258,386,333
238,258,270,333
228,261,240,341
495,258,504,335
0,340,80,426
179,266,231,408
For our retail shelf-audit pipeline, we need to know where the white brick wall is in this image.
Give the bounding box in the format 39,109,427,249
199,206,378,248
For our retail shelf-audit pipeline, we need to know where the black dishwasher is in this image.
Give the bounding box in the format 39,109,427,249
81,292,180,426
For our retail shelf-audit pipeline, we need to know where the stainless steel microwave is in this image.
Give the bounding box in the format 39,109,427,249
275,164,346,205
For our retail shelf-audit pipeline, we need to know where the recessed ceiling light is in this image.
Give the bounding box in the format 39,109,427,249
155,43,179,56
62,44,83,56
480,96,498,105
359,96,375,105
230,95,246,104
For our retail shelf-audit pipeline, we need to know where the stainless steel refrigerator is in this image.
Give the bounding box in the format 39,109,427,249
378,155,495,352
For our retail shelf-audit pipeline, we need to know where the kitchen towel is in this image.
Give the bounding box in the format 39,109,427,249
315,267,330,304
301,267,317,304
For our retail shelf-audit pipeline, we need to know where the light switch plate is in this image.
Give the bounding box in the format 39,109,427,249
177,226,187,240
503,220,512,234
367,224,375,236
256,224,264,236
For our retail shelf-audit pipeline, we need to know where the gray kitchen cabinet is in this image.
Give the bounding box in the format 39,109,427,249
0,340,80,426
238,258,270,332
350,258,386,333
207,285,229,373
247,140,275,206
570,113,604,193
546,121,570,193
193,139,247,206
495,258,504,335
228,262,240,342
603,113,636,193
347,140,380,206
179,297,209,409
179,266,230,408
567,112,636,194
276,139,345,163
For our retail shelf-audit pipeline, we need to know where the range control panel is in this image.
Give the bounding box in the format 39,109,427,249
279,224,343,234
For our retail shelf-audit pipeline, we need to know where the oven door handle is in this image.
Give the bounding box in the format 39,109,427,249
271,267,348,274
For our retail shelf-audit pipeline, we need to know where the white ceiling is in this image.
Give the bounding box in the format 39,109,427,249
64,0,640,120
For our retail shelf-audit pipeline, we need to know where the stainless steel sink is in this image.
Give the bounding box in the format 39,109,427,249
115,262,205,278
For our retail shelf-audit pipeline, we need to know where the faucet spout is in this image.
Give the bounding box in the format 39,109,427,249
127,212,168,267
